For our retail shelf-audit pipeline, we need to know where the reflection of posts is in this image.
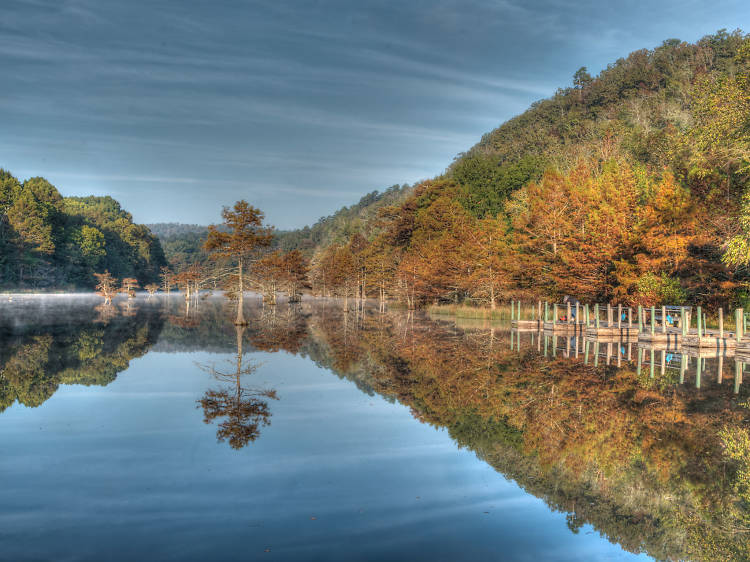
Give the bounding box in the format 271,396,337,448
197,325,278,449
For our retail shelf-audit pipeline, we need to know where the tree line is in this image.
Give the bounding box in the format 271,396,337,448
0,170,166,289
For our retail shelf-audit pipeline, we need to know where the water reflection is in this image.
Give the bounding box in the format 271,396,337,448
197,325,278,449
1,297,750,560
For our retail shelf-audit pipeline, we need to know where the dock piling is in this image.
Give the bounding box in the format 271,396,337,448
697,306,702,338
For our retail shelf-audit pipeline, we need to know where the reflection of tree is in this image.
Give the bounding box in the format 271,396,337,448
249,305,309,353
197,325,278,449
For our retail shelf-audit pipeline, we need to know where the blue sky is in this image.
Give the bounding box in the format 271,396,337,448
2,0,749,228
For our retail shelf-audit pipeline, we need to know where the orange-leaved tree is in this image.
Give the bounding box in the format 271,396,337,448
204,201,273,325
94,271,119,304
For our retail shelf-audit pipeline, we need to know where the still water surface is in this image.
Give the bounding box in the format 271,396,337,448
1,296,747,561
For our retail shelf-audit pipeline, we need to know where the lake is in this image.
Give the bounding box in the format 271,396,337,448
1,295,748,561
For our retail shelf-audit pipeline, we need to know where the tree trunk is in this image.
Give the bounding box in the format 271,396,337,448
236,258,247,325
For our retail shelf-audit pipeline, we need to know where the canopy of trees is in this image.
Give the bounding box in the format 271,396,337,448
0,170,166,289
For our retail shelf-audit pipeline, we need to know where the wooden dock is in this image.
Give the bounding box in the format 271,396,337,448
638,330,682,345
543,321,583,333
511,319,540,330
585,325,639,338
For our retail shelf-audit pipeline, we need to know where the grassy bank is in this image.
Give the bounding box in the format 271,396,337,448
426,304,511,321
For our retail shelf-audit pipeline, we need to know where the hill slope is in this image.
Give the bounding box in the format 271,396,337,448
309,29,750,307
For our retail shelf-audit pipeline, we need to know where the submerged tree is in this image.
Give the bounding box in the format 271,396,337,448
197,324,278,449
204,201,273,325
94,271,119,304
160,266,173,295
121,277,139,298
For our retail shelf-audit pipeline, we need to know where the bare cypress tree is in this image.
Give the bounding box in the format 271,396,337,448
204,200,273,325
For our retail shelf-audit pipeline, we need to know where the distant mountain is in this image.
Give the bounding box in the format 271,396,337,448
145,223,209,239
149,184,414,267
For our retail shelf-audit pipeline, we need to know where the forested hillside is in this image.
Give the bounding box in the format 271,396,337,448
0,170,166,289
309,29,750,308
274,184,413,253
146,223,211,270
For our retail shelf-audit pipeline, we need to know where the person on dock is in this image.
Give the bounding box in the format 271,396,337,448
563,296,579,321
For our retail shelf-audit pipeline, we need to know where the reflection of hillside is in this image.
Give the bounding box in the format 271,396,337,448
312,308,750,562
0,306,165,412
4,298,750,558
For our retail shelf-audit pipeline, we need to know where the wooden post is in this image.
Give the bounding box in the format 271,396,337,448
638,305,642,332
595,304,600,330
518,300,521,321
736,308,743,342
607,304,612,326
696,356,701,389
650,348,655,378
585,304,590,326
575,303,579,326
682,308,687,337
661,305,666,334
736,362,743,394
553,303,558,325
628,307,632,328
566,302,571,324
651,306,655,336
697,306,702,338
545,301,549,323
537,301,542,323
511,300,514,321
584,340,589,364
719,307,724,338
618,304,622,329
680,354,686,384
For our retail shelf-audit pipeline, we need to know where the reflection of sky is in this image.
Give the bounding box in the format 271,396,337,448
2,1,749,228
0,349,646,560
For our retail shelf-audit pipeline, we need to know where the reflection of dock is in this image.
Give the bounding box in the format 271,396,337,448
681,334,737,351
510,327,749,394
